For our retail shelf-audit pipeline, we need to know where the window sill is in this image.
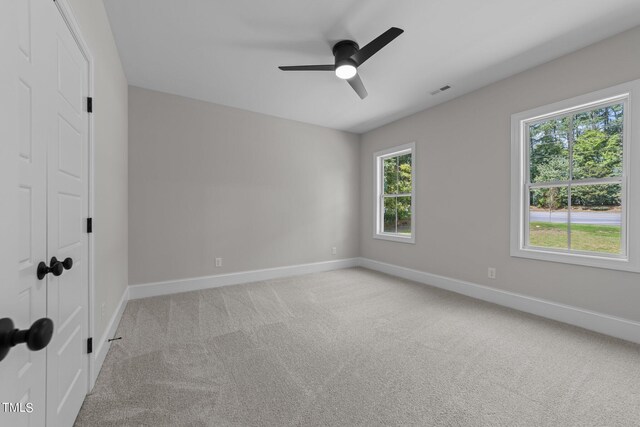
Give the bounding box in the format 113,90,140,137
373,233,415,244
510,246,640,272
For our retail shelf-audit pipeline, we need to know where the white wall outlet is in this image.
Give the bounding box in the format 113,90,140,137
332,247,337,255
215,257,223,267
488,267,496,279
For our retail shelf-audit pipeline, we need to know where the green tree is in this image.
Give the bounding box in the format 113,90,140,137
530,103,623,209
383,154,412,231
571,129,622,207
531,156,568,210
573,130,622,180
529,117,569,182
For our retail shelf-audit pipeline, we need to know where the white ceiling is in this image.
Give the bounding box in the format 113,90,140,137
103,0,640,134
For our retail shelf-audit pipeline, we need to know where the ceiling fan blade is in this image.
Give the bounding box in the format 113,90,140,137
351,27,404,66
347,74,368,99
278,65,335,71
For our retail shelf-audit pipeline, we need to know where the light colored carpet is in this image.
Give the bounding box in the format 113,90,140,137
75,268,640,426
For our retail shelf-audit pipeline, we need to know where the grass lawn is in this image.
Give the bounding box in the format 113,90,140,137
529,222,621,254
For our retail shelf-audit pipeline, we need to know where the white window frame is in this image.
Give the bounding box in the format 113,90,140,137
510,79,640,272
373,142,416,244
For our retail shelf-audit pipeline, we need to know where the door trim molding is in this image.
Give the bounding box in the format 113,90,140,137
52,0,97,392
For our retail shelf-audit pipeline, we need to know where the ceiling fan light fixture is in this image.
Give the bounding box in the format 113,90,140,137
278,27,404,99
335,63,357,80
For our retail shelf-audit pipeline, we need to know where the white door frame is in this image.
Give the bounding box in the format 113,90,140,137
52,0,98,392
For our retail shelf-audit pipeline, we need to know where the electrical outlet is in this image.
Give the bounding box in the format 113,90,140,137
488,267,496,279
332,247,337,255
215,258,222,267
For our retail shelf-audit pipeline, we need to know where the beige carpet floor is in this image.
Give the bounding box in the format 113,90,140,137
75,268,640,426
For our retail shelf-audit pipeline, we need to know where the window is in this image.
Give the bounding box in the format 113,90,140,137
511,80,640,272
374,143,415,243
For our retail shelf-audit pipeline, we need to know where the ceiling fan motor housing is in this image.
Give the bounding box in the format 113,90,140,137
332,40,359,69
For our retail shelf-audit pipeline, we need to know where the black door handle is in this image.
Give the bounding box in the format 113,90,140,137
36,257,71,280
37,258,63,280
52,256,73,271
0,318,54,362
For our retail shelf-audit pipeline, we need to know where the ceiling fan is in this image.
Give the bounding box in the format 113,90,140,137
278,27,404,99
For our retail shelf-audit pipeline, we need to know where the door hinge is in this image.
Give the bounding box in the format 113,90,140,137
87,338,93,354
87,218,93,233
87,97,93,113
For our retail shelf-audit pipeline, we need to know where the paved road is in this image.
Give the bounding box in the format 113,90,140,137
530,211,621,225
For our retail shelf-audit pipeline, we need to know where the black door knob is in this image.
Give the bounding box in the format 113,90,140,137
37,258,64,280
51,256,73,271
0,317,54,362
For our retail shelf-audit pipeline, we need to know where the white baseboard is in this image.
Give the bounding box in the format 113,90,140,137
90,286,129,390
359,257,640,344
95,256,638,391
128,258,360,300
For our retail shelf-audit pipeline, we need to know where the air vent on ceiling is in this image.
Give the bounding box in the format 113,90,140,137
430,85,452,96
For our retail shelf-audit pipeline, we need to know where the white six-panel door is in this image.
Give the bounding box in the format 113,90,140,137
0,0,37,422
46,6,90,426
1,0,52,425
0,1,90,426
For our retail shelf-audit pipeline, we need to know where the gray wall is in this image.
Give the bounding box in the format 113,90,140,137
128,86,360,285
360,26,640,322
67,0,128,340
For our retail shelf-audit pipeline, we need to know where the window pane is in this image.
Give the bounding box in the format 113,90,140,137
572,104,623,180
383,197,396,233
570,184,622,254
398,154,412,194
383,157,398,194
397,196,411,235
529,118,570,183
529,187,568,249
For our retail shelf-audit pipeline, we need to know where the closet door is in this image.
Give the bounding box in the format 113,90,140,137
0,0,52,425
45,5,90,427
1,1,90,426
